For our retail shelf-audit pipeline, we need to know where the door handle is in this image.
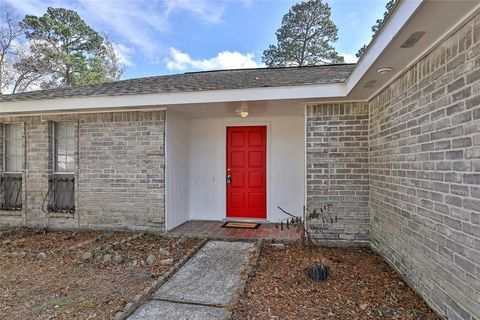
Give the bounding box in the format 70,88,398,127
226,175,231,184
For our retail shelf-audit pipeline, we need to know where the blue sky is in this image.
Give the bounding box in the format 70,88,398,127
6,0,388,79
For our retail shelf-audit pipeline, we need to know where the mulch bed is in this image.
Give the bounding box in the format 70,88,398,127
232,244,440,320
0,228,200,319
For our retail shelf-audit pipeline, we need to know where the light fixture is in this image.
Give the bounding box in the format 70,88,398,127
236,103,249,118
377,67,392,74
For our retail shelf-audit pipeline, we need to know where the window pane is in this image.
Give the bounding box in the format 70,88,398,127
5,124,15,139
57,159,67,172
66,134,75,154
6,156,17,172
66,156,75,171
4,124,22,172
55,122,66,138
6,139,16,156
66,124,75,138
15,124,22,140
54,122,75,172
16,156,22,172
56,136,67,155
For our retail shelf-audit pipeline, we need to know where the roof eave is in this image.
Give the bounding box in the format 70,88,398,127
0,83,347,115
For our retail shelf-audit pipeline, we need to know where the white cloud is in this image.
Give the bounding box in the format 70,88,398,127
165,48,264,71
164,0,226,24
339,53,358,63
113,43,135,67
5,0,227,60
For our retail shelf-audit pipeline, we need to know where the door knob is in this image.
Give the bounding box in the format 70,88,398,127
226,175,232,184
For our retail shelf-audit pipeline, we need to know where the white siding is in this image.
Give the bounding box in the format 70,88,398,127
165,111,190,230
189,115,305,222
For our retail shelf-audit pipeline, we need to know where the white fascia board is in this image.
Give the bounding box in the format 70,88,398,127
0,82,347,114
344,0,423,92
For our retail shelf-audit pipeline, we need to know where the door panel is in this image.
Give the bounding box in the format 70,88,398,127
226,126,266,219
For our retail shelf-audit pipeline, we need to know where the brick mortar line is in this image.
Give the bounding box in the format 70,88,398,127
226,239,263,319
115,238,208,320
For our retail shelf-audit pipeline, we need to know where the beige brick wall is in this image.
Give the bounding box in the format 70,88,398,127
306,103,370,242
369,13,480,319
0,111,165,232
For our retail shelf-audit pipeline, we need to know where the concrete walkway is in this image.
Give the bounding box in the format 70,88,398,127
128,240,254,320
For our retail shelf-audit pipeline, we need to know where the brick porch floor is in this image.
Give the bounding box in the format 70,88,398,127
167,220,299,241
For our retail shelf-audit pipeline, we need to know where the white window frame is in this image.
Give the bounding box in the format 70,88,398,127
53,121,76,174
3,123,23,173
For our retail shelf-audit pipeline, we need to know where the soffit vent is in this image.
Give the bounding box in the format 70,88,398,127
401,31,426,48
363,80,377,88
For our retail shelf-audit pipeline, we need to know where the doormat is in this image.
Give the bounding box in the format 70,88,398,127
221,221,260,229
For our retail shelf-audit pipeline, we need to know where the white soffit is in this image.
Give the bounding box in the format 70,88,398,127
348,0,480,101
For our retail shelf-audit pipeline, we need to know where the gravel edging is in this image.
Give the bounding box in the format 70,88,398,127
114,238,208,320
226,239,263,319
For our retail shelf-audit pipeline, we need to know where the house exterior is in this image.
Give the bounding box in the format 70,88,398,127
0,0,479,318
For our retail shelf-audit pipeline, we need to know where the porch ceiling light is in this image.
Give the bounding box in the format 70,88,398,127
377,67,392,74
236,104,249,118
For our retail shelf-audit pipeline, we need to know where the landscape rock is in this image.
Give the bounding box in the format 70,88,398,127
159,248,170,255
103,254,112,263
271,243,285,250
113,254,124,264
130,259,138,267
2,240,11,245
171,237,186,248
7,251,18,257
160,258,174,265
146,255,156,266
359,303,368,310
82,251,93,261
19,251,27,258
37,252,47,260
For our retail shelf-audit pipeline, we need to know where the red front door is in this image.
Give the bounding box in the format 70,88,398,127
226,126,267,219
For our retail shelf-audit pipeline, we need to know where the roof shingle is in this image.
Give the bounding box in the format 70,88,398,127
0,63,355,102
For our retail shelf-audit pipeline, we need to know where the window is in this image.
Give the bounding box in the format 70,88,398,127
54,122,75,172
2,123,22,211
4,123,22,172
48,122,75,213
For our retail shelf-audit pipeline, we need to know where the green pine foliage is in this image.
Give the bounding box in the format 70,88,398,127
262,0,344,67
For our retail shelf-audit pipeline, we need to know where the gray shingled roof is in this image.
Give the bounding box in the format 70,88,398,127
0,64,355,102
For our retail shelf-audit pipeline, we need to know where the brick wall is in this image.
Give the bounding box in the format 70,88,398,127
0,111,165,232
306,103,370,242
369,14,480,319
